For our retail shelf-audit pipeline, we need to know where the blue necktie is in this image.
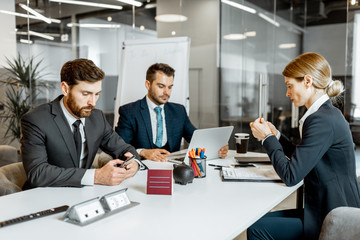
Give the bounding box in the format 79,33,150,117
154,107,163,147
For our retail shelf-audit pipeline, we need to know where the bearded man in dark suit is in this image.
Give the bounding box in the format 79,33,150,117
21,59,140,189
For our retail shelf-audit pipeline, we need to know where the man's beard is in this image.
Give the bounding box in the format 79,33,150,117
148,89,169,105
66,93,95,118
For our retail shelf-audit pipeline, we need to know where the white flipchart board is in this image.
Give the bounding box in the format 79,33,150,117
113,37,191,127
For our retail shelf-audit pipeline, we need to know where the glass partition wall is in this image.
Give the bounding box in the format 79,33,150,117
347,1,360,146
220,0,356,152
0,0,156,147
1,0,358,151
15,1,156,113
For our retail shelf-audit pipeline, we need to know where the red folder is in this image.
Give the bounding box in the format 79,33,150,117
147,169,173,195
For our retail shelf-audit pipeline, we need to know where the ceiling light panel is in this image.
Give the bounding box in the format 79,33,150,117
19,3,52,24
155,14,188,22
116,0,142,7
224,34,246,40
29,30,55,40
221,0,256,14
258,13,280,27
20,39,33,44
67,23,121,29
0,10,62,23
244,31,256,37
49,0,123,10
279,43,296,49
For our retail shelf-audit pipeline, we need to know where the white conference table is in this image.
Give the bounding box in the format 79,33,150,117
0,152,302,240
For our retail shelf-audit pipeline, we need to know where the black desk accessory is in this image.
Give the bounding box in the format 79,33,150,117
235,156,271,164
0,205,69,228
209,163,256,168
173,163,194,185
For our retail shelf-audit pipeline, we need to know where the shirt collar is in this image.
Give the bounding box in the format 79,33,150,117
60,98,85,126
299,94,329,124
146,95,164,111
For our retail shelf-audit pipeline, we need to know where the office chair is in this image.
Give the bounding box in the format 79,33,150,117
0,162,27,196
318,206,360,240
0,145,19,167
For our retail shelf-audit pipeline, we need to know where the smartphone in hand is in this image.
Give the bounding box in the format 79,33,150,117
119,156,136,168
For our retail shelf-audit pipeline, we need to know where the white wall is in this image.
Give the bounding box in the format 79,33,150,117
78,18,157,111
0,0,17,148
157,0,219,128
79,18,157,76
0,0,16,67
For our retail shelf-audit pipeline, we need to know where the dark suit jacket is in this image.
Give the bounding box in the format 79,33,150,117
21,95,139,189
263,100,360,240
115,97,196,152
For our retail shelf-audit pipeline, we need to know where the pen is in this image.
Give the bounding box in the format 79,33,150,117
196,159,204,173
208,163,256,168
259,118,275,135
208,164,227,168
191,162,198,177
192,158,202,177
200,149,205,158
232,163,257,168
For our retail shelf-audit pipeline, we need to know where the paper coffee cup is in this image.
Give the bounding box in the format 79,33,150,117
235,133,249,153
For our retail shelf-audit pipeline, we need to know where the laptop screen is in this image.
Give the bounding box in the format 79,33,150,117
168,126,234,164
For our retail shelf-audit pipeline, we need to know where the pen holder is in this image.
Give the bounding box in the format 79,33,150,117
189,157,206,178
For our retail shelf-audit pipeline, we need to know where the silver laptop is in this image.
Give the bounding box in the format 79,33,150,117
168,126,234,164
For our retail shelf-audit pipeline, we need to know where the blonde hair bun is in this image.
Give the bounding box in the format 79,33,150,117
326,79,344,98
283,52,344,99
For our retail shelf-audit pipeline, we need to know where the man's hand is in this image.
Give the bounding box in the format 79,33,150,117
94,159,127,186
140,149,170,162
94,152,139,185
218,143,229,159
122,152,139,178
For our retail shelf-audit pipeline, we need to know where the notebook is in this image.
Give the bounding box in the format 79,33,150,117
168,126,234,164
221,166,282,182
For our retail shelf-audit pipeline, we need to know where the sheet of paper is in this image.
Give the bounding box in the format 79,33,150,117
221,165,281,181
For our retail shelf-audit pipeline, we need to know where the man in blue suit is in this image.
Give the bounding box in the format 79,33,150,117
115,63,228,161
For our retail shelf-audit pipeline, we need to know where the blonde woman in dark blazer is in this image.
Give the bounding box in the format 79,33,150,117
248,52,360,240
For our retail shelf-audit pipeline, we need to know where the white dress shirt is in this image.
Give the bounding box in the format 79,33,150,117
263,94,329,143
136,96,168,154
60,99,95,185
299,94,329,138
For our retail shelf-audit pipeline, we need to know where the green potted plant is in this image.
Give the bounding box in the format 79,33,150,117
1,86,31,142
0,53,50,143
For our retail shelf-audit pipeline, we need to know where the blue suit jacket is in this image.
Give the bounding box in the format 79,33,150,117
263,100,360,240
115,97,196,152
